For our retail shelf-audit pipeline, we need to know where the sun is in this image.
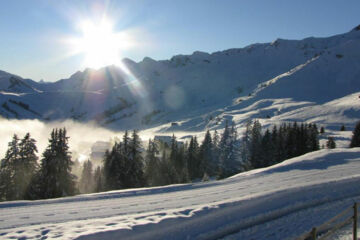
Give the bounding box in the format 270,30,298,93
68,19,132,69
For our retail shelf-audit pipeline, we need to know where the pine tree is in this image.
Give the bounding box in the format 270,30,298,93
292,122,301,156
144,139,161,186
169,134,181,182
228,123,241,172
260,129,274,167
79,160,94,193
122,130,131,158
36,128,77,199
71,158,82,179
103,142,124,190
0,158,10,201
320,127,325,134
103,149,114,190
128,130,145,187
187,136,200,180
350,121,360,148
311,124,320,151
212,130,220,168
177,143,189,183
0,135,19,200
285,122,297,159
0,134,38,200
270,125,278,162
297,123,307,156
17,133,38,199
199,130,214,177
94,166,105,192
326,137,336,149
277,124,287,162
306,124,319,152
158,149,177,185
241,120,253,169
218,121,231,177
218,121,241,178
249,120,263,169
103,130,145,190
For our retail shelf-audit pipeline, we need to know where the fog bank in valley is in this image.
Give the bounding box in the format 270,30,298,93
0,118,125,163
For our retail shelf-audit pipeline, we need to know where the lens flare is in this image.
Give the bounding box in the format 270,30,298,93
63,16,147,99
66,18,134,69
61,10,150,114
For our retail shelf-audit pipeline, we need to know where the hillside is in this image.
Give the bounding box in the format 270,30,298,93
1,148,360,239
0,26,360,131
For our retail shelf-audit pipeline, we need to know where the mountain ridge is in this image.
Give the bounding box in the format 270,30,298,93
1,26,360,131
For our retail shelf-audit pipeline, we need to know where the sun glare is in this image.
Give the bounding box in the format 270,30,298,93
64,17,147,98
68,19,133,69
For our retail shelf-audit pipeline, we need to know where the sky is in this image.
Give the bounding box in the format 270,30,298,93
0,0,359,82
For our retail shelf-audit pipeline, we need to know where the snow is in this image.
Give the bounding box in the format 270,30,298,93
1,148,360,239
1,27,360,131
1,24,360,240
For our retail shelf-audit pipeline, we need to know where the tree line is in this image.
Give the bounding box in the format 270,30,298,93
1,120,360,201
82,120,322,193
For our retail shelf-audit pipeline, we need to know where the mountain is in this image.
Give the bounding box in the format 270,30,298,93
0,70,43,93
1,26,360,130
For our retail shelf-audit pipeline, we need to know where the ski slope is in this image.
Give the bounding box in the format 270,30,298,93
1,148,360,239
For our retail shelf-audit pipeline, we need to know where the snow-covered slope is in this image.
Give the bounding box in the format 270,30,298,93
1,27,360,130
0,70,42,94
1,148,360,239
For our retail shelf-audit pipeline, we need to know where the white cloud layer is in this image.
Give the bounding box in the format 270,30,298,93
0,118,124,162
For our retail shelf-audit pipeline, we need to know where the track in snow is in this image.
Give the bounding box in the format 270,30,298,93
1,148,360,239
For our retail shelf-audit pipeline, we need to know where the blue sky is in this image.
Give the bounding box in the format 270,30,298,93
0,0,359,82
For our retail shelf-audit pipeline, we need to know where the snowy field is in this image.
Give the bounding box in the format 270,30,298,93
1,148,360,239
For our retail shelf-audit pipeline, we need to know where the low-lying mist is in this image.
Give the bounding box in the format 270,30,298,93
0,118,199,166
0,118,125,163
